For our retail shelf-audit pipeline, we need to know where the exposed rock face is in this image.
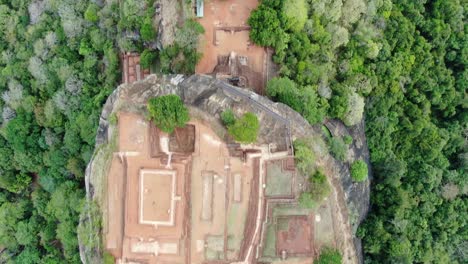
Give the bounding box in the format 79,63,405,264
324,120,372,263
80,74,371,263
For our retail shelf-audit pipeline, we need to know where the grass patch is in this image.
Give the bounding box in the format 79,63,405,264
315,247,342,264
265,161,293,196
272,205,314,217
262,223,277,257
227,235,241,251
227,203,245,250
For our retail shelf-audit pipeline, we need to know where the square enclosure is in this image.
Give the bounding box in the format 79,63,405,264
139,169,177,226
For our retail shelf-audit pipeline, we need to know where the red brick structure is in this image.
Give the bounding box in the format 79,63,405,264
122,52,151,84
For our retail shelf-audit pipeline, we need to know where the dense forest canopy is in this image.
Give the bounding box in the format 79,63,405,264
0,0,204,262
0,0,120,262
249,0,467,263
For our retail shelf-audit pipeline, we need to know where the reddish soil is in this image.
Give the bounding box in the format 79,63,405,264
140,171,174,223
106,113,188,264
276,215,314,256
189,120,230,264
196,0,266,92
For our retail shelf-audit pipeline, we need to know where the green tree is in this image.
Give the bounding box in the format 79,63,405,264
248,5,282,47
343,135,353,145
0,201,27,250
15,217,39,246
147,95,190,133
283,0,308,32
227,112,259,143
266,77,301,110
14,247,41,264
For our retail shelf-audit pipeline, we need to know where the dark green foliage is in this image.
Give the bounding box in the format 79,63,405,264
350,160,368,182
159,44,202,74
140,49,157,69
314,248,342,264
225,112,260,143
252,1,467,262
220,109,236,126
117,0,157,51
147,95,190,133
266,77,327,124
0,0,120,261
248,5,283,47
356,1,467,263
266,77,301,110
140,17,156,42
15,247,41,264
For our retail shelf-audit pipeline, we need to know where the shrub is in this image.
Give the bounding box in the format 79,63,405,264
147,95,189,133
221,109,236,126
293,140,316,174
299,192,316,209
140,49,157,69
309,170,330,202
351,160,368,182
103,251,115,264
159,44,201,74
175,19,205,50
315,248,342,264
108,113,118,125
329,137,347,161
343,135,353,145
140,17,156,41
227,112,259,143
299,169,331,209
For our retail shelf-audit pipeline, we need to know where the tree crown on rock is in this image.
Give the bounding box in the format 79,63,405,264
147,95,189,133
